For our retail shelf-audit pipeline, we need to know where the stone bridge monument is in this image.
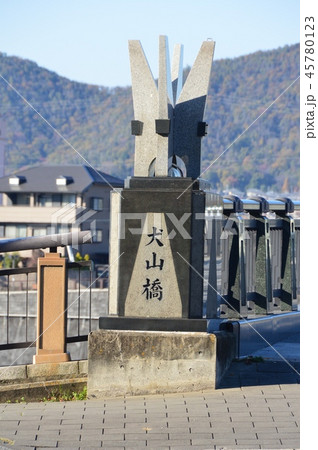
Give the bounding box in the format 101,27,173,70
107,35,216,323
87,36,234,397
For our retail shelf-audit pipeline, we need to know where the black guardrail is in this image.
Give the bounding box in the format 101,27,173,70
205,196,300,319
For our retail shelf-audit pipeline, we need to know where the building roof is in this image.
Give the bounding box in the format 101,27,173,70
0,165,123,193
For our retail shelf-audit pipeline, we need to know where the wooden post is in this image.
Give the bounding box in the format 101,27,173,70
33,253,70,364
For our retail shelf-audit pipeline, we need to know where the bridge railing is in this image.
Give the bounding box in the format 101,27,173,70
0,261,94,352
0,201,300,365
205,196,300,319
0,231,96,364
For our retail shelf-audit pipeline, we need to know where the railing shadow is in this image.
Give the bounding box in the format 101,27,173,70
218,359,300,389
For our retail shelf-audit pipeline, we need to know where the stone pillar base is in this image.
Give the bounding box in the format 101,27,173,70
33,351,70,364
87,329,236,398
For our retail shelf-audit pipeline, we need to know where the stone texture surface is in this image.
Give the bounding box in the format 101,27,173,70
0,361,86,384
0,365,27,382
171,43,183,105
108,190,122,315
156,35,173,177
87,330,220,397
26,361,79,380
124,213,182,318
129,36,215,179
128,39,158,177
174,40,215,179
0,360,88,402
108,180,205,319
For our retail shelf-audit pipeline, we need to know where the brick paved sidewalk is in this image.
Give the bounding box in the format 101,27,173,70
0,332,301,450
0,358,300,450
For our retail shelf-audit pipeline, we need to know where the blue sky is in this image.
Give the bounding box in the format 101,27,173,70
1,0,299,87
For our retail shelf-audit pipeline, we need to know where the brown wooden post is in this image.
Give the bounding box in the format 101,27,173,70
33,253,70,364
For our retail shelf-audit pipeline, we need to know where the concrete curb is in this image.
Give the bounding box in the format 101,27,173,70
0,378,87,402
0,360,88,402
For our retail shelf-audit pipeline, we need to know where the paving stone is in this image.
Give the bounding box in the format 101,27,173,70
121,441,147,448
229,415,254,422
102,429,125,436
103,423,125,430
280,438,300,447
209,416,232,423
212,431,236,438
19,437,59,446
125,418,147,425
209,424,234,431
169,446,203,450
57,439,81,447
124,424,147,432
79,438,103,446
0,369,300,450
79,429,104,437
36,430,60,438
8,439,34,446
166,419,189,427
189,425,213,433
58,431,81,439
235,438,262,445
166,438,193,445
235,445,262,449
276,424,299,431
254,438,284,446
272,410,297,418
101,445,125,450
167,431,192,439
234,430,258,438
81,422,106,430
191,438,214,445
186,410,210,417
275,431,300,437
250,411,275,417
144,447,170,450
144,427,167,434
189,432,213,439
0,432,16,444
124,433,148,441
206,404,229,411
142,421,168,429
58,423,82,430
232,423,254,430
211,438,237,446
252,420,276,427
145,432,170,440
13,430,37,438
79,447,103,450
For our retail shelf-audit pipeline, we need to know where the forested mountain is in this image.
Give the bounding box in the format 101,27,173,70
0,44,299,193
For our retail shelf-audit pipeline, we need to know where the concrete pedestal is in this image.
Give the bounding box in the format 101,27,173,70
87,329,235,398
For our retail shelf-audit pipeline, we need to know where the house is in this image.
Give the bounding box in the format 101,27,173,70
0,165,123,263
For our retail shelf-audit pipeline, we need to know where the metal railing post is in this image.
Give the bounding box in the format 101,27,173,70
248,197,273,315
219,196,251,318
205,206,222,319
276,198,300,311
